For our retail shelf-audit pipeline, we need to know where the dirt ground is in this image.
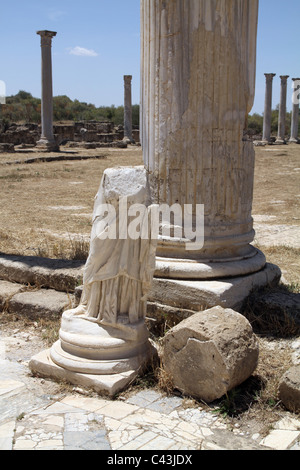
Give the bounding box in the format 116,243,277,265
0,143,299,432
0,147,142,259
0,143,299,281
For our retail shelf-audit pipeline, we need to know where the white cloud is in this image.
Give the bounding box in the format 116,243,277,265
68,46,98,57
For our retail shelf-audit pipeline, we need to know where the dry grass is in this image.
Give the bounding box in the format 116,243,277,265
0,147,143,258
256,245,300,285
252,145,300,227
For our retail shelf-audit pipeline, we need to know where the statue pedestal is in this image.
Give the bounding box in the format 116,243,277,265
29,349,149,397
29,316,157,396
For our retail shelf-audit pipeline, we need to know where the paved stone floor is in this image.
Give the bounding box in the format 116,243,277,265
1,333,300,452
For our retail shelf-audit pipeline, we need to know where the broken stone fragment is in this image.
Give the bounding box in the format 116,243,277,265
161,306,259,403
278,365,300,413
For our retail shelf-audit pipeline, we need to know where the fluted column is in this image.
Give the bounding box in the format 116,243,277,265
123,75,134,144
289,78,300,143
262,73,276,143
36,30,59,152
141,0,265,279
0,80,5,105
276,75,289,144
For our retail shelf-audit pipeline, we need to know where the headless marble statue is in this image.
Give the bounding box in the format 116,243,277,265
49,166,158,380
67,166,156,326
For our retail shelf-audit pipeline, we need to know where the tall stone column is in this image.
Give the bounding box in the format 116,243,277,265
123,75,134,144
289,78,300,143
36,30,59,152
276,75,289,144
141,0,266,280
262,73,276,143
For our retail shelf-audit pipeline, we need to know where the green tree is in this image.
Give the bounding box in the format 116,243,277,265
247,113,263,135
1,90,141,127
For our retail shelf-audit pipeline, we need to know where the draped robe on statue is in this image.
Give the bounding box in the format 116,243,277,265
68,166,157,327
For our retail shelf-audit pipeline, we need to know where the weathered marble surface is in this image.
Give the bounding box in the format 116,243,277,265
262,73,276,144
36,30,59,152
141,0,264,279
123,75,134,144
289,78,300,144
276,76,289,144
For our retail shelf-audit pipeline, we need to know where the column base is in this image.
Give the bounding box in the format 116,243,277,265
288,138,300,144
149,262,281,313
36,138,59,152
123,136,135,145
274,138,287,145
155,248,266,280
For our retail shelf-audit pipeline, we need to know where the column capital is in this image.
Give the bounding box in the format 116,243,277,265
292,77,300,81
280,75,289,81
264,73,276,82
124,75,132,82
37,30,57,47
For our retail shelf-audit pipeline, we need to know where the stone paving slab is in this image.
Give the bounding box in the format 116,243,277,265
1,356,300,451
1,323,300,452
6,387,299,451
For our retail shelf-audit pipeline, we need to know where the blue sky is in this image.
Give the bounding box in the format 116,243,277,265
0,0,299,114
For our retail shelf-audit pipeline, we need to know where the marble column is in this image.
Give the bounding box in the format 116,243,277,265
0,80,5,105
36,30,59,152
289,78,300,143
262,73,276,143
276,75,289,144
141,0,266,280
123,75,134,144
0,81,5,124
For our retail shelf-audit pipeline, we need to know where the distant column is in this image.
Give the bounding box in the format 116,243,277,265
276,75,289,144
263,73,276,143
262,73,276,143
289,78,300,143
36,30,59,152
123,75,134,144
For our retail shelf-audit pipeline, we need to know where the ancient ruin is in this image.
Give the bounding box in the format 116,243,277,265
123,75,135,144
262,73,276,144
141,0,280,313
276,75,289,144
0,120,139,149
28,0,279,397
289,78,300,144
36,31,59,152
162,306,259,403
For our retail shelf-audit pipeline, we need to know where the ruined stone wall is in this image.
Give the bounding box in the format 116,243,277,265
0,121,140,147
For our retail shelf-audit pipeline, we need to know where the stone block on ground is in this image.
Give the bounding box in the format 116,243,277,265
0,280,25,311
243,287,300,336
0,254,84,293
278,365,300,413
0,143,15,153
149,263,281,312
161,306,259,403
7,289,74,320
